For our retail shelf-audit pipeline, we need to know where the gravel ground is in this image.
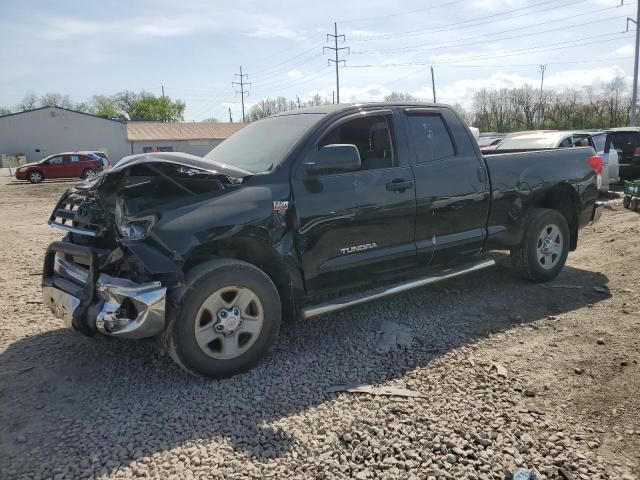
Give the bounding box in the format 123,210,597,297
0,177,639,480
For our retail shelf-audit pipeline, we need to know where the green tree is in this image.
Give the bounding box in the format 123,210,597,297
114,90,185,122
0,107,11,116
89,95,121,119
39,93,73,108
18,92,38,111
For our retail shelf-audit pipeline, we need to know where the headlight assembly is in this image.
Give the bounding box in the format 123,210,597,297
119,216,156,240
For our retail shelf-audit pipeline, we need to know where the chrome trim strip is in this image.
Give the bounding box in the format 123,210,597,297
54,254,89,285
302,259,496,319
48,221,97,237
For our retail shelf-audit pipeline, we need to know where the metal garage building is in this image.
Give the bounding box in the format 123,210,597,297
0,106,245,164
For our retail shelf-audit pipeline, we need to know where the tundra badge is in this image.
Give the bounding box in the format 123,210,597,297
340,243,378,255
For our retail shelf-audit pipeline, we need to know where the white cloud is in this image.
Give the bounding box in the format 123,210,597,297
417,66,631,107
308,84,391,103
38,14,212,40
614,44,634,56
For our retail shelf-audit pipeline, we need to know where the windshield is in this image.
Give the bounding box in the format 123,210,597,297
204,113,323,173
497,136,563,149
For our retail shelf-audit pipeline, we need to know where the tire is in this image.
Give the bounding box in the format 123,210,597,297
623,195,631,209
631,198,639,211
81,168,97,179
510,208,570,283
169,259,281,378
27,171,44,183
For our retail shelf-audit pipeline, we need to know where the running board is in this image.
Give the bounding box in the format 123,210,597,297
301,258,496,319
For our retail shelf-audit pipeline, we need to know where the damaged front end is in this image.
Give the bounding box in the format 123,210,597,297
42,153,249,339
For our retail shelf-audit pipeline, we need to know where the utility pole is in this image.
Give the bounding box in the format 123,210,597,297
297,96,301,109
627,2,640,125
228,107,233,123
332,91,335,104
232,66,251,123
538,64,547,126
430,66,437,103
161,85,165,99
324,23,349,104
539,64,546,97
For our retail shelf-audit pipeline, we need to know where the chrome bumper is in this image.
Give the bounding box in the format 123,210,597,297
43,253,166,339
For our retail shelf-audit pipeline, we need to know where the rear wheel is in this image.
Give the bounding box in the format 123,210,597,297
631,198,639,211
623,195,631,209
81,168,97,179
169,259,281,378
27,171,44,183
510,208,570,283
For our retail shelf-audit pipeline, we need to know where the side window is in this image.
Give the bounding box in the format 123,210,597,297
406,114,455,164
143,147,155,153
69,155,80,162
48,156,63,165
157,146,174,152
319,114,395,171
558,137,573,148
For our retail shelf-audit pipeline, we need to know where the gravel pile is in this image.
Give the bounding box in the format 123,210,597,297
1,281,631,480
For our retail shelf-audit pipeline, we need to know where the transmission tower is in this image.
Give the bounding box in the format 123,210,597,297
324,23,349,104
232,66,251,123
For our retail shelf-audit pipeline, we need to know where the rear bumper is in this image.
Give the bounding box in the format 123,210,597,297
42,241,166,339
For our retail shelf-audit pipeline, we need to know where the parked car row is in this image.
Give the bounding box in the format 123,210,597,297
15,151,110,183
477,128,640,191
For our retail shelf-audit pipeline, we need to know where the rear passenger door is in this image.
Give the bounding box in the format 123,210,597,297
402,107,490,262
67,155,84,177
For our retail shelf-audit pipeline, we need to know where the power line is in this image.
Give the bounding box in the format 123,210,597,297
344,32,632,67
351,11,627,55
339,0,466,24
232,66,251,123
324,22,349,103
350,0,590,42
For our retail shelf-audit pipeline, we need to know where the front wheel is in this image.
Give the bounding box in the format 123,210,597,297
510,208,570,283
81,168,97,179
27,171,44,183
169,259,281,378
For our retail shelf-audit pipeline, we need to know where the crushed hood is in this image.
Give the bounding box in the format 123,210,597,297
111,151,252,178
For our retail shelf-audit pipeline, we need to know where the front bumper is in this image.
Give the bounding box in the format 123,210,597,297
42,241,166,339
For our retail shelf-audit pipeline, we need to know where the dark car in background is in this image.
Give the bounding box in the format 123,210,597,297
606,127,640,180
15,152,103,183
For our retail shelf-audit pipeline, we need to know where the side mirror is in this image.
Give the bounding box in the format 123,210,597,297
304,144,361,175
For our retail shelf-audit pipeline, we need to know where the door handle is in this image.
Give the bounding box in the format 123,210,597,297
386,179,413,192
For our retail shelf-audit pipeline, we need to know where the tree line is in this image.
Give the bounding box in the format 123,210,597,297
0,91,186,122
1,76,632,129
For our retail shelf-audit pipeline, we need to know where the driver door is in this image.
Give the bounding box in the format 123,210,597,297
291,109,417,293
45,155,66,178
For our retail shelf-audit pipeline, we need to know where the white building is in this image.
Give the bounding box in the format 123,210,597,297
0,106,245,164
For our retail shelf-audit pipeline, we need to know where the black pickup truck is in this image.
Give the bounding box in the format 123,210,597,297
42,103,603,378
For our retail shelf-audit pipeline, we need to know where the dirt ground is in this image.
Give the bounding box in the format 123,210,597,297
0,176,639,480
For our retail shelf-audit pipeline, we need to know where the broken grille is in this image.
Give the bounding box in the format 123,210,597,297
48,191,102,237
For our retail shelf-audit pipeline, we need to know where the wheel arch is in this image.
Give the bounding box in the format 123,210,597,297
532,183,579,251
182,235,299,323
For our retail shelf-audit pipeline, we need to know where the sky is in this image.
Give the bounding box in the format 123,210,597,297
0,0,636,122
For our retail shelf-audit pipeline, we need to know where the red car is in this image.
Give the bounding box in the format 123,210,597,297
15,152,103,183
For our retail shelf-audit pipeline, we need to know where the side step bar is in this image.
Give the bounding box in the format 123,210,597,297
301,258,496,319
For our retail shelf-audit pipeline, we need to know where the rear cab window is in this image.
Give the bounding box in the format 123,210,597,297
405,113,456,164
